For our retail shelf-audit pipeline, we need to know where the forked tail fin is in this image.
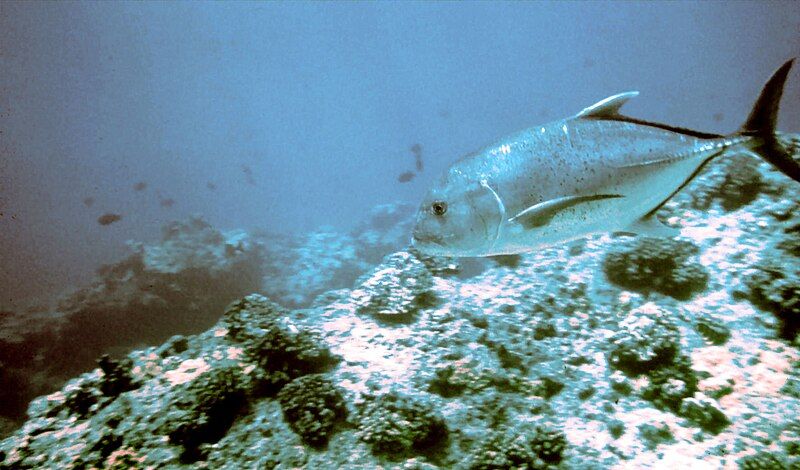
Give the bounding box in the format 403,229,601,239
738,58,800,182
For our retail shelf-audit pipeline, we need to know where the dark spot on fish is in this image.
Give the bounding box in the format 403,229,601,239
97,213,122,226
159,197,175,208
398,171,415,183
712,112,724,122
206,181,217,191
133,182,147,191
83,197,95,208
241,165,256,186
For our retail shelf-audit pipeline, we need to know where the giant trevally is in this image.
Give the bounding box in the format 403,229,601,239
411,59,799,257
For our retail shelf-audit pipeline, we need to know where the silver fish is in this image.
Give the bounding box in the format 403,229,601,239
412,59,799,257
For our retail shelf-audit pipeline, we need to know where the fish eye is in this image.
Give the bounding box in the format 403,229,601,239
431,200,448,216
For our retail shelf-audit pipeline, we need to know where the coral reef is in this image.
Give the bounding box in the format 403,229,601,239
357,392,448,459
159,366,247,458
529,423,568,465
97,355,138,398
2,157,800,468
0,216,265,427
607,303,681,375
603,237,709,300
695,314,732,345
737,451,786,470
638,423,675,450
743,234,800,341
466,423,567,469
0,295,337,468
261,228,363,308
246,320,339,393
690,154,766,212
351,251,435,319
276,374,347,447
466,430,540,469
640,354,699,413
680,394,730,434
260,202,417,308
352,203,416,262
0,204,418,432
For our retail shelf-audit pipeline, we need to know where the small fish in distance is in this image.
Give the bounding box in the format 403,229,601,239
206,181,217,191
411,143,424,172
159,197,175,208
133,182,147,191
411,59,800,257
97,213,122,226
398,171,415,183
83,197,95,208
241,165,256,186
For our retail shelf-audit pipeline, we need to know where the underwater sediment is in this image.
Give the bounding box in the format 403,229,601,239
1,155,799,468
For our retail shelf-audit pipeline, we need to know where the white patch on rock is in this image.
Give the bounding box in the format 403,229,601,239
164,358,210,386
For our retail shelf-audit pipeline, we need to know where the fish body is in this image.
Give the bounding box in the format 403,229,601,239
412,60,799,257
461,118,736,253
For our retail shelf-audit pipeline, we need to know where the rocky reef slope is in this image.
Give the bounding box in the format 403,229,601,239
0,203,419,432
1,154,799,468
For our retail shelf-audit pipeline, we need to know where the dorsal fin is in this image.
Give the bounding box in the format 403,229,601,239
576,91,639,119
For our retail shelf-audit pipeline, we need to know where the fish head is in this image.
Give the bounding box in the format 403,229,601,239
411,169,503,257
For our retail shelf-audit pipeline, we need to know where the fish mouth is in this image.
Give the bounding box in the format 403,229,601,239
411,230,445,247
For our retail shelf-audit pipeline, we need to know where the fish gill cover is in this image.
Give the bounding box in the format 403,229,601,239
1,143,800,468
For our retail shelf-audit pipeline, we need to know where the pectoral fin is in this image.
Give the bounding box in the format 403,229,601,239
509,194,624,230
624,215,680,238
